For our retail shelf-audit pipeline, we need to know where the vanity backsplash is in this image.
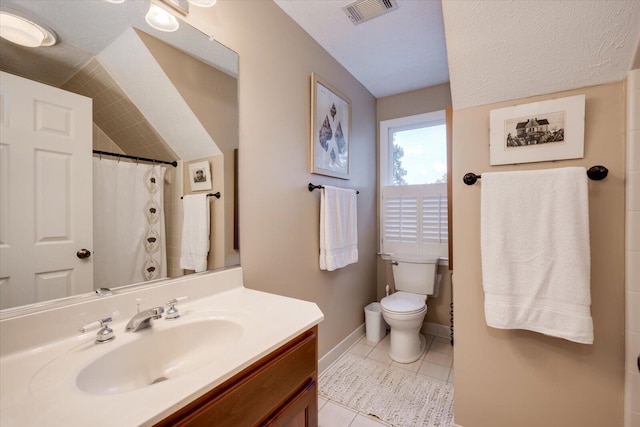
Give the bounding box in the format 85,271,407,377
0,267,244,356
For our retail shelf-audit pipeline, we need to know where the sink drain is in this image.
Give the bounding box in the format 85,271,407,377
150,376,169,385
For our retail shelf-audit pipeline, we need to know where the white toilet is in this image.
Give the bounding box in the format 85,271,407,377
380,254,439,363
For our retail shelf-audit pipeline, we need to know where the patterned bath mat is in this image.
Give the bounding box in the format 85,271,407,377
319,353,454,427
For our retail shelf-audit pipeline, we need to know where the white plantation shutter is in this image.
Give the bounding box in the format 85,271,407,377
382,183,448,256
384,195,418,244
422,194,448,244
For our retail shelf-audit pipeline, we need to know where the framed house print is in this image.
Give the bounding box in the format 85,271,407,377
489,94,585,165
188,160,212,191
310,73,351,179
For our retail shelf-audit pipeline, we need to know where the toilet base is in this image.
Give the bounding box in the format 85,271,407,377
389,331,426,364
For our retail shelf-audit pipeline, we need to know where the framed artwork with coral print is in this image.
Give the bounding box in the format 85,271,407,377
310,73,351,179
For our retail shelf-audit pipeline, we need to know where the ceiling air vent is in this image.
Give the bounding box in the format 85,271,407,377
342,0,398,25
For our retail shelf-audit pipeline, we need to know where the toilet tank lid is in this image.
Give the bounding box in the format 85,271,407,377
391,254,439,264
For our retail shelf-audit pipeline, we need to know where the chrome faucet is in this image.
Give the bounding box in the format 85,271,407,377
125,306,164,332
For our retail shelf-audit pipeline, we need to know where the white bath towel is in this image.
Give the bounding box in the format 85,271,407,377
480,167,593,344
180,194,210,272
320,186,358,271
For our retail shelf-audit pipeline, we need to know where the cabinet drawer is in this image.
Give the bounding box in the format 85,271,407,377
157,327,317,427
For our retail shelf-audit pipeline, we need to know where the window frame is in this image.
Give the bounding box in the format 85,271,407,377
379,111,448,258
379,110,446,188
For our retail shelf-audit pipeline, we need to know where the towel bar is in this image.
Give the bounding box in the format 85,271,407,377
180,192,220,199
308,183,359,194
463,165,608,185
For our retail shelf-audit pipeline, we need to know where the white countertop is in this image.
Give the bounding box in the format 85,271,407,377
0,269,324,427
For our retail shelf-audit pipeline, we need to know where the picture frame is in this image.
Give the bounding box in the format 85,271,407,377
310,73,351,179
489,94,585,165
188,160,212,191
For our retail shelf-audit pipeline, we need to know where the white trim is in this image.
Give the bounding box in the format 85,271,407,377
319,323,365,375
379,253,449,267
379,111,448,256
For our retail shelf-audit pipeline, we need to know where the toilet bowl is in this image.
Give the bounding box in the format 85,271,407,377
381,291,427,363
380,254,438,363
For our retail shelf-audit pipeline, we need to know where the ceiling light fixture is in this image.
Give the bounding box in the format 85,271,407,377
145,3,180,32
188,0,217,7
0,10,58,47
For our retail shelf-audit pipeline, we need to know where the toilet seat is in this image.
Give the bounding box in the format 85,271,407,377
381,292,425,314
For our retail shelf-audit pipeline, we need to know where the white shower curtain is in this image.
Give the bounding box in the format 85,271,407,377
93,158,167,289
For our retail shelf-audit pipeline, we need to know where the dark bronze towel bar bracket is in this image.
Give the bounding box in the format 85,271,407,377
463,165,608,185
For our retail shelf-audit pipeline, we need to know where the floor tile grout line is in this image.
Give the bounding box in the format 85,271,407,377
328,334,455,379
318,345,455,427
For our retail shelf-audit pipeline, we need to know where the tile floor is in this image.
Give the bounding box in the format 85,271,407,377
318,333,454,427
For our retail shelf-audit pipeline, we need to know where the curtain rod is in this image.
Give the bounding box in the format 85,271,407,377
93,150,178,167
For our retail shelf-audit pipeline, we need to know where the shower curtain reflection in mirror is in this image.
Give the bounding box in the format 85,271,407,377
93,158,168,288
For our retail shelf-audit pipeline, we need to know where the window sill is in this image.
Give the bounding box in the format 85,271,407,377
378,252,449,267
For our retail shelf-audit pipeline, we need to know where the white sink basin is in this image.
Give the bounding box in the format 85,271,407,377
76,319,243,395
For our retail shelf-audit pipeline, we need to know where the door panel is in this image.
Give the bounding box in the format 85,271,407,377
0,71,93,309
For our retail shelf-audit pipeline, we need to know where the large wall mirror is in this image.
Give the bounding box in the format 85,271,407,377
0,0,239,315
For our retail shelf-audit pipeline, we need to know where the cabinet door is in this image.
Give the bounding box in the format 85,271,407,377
264,380,317,427
156,327,318,427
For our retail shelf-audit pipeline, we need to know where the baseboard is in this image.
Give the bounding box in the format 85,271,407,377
319,323,365,375
422,321,451,340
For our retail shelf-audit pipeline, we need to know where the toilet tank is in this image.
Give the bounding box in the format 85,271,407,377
391,254,439,295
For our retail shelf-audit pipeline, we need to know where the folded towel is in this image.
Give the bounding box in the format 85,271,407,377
320,186,358,271
180,194,210,272
480,167,593,344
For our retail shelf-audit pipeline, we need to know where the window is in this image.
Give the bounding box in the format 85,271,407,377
380,111,448,258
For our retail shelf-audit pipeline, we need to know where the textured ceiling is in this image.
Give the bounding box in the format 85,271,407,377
98,28,221,161
274,0,450,98
276,0,640,108
0,0,237,88
439,0,640,109
0,1,233,162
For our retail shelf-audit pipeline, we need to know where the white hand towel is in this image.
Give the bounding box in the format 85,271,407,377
480,167,593,344
180,194,210,272
320,186,358,271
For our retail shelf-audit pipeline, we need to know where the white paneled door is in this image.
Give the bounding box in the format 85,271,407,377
0,71,93,309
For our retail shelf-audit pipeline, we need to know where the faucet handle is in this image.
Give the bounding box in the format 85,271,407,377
79,316,115,344
165,296,189,320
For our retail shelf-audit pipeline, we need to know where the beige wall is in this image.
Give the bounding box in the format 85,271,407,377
182,1,378,357
377,82,452,122
376,83,453,326
140,31,240,269
452,82,626,426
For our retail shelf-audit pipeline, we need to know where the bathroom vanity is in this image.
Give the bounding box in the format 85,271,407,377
156,326,318,426
0,268,323,426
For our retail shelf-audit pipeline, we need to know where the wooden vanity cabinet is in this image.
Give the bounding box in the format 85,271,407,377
155,326,318,427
